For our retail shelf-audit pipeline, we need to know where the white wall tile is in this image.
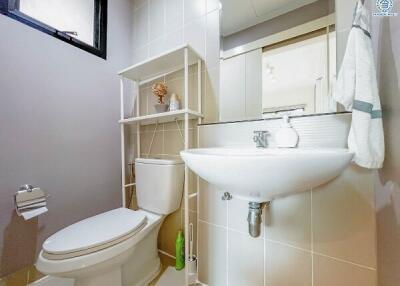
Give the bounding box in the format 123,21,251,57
149,0,165,42
265,191,312,250
165,77,184,103
199,113,351,148
148,36,166,58
188,169,198,194
188,72,200,110
184,16,206,58
133,3,149,49
165,28,184,50
228,230,264,286
203,67,220,122
294,114,351,148
206,9,220,69
206,0,221,13
165,0,184,33
164,130,184,155
184,0,206,23
313,165,376,268
335,0,358,32
199,179,227,227
198,221,228,286
314,254,376,286
336,29,350,70
140,130,164,155
265,241,312,286
199,120,251,147
335,0,358,69
132,45,149,64
131,0,216,63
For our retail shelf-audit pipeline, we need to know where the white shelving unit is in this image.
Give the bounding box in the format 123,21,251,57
118,44,203,286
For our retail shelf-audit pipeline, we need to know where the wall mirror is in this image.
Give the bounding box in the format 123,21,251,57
219,0,337,122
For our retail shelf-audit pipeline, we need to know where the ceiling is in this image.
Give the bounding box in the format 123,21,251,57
221,0,319,36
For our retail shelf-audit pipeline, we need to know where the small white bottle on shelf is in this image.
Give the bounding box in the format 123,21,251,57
169,93,180,111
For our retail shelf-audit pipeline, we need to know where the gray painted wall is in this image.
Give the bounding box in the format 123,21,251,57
222,0,335,51
0,0,132,276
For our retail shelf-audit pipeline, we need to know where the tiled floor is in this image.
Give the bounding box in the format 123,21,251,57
0,253,182,286
149,254,202,286
0,266,44,286
0,254,173,286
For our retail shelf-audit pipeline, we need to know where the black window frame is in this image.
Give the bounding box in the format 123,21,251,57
0,0,108,59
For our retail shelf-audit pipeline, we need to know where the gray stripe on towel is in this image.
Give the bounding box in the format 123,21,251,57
352,24,371,38
353,100,373,113
371,110,382,119
353,100,382,119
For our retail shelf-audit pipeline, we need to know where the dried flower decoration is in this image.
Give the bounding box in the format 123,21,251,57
152,82,168,104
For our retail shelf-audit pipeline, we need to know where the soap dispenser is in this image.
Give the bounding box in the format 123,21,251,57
274,115,299,148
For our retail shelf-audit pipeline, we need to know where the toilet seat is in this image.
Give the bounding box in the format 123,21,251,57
42,208,147,260
36,208,164,276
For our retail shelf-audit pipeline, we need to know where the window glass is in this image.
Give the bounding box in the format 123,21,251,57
0,0,107,58
18,0,95,46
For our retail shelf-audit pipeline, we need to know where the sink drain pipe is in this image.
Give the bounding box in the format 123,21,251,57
247,202,269,237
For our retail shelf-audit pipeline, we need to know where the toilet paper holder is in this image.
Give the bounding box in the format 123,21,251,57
19,184,34,193
14,184,49,216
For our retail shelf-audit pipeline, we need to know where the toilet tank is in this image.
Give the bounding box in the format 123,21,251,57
135,157,184,215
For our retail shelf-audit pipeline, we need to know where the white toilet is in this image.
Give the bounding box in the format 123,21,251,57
36,157,184,286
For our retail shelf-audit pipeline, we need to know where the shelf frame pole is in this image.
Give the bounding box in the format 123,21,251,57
120,77,126,207
135,81,141,159
195,58,202,280
197,59,202,122
184,47,189,286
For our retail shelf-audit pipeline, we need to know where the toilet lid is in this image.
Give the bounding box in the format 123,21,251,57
42,208,147,258
135,157,183,165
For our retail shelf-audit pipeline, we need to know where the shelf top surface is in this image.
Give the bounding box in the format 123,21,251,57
118,44,203,82
119,109,203,125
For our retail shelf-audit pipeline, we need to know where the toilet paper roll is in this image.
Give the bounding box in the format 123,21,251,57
20,207,48,220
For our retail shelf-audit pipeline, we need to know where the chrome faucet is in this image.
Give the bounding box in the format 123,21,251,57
253,130,269,148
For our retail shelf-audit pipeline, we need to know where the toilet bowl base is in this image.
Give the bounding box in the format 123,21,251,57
133,259,161,286
73,259,161,286
75,268,122,286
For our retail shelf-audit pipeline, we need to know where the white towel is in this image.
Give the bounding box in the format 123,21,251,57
334,0,384,169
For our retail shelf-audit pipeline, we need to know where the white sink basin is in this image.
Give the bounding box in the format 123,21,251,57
180,147,354,202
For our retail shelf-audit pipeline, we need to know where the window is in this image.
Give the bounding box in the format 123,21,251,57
0,0,107,59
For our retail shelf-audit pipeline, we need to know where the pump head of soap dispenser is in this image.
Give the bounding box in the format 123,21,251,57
282,115,291,126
